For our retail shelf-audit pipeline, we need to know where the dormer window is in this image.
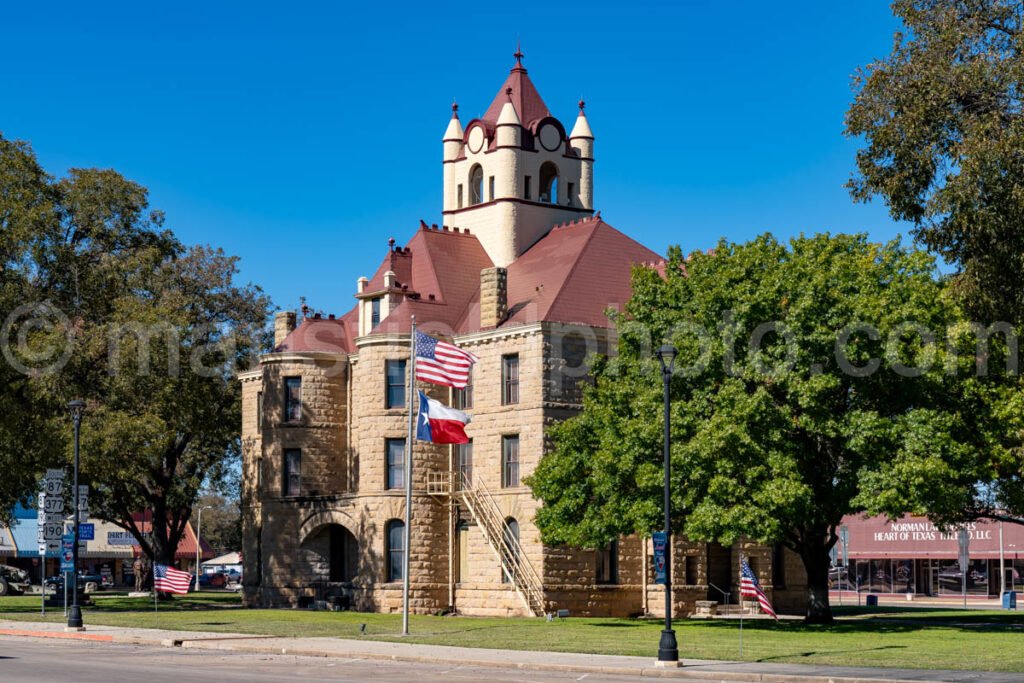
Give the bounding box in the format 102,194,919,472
371,297,381,328
457,184,464,208
470,165,484,205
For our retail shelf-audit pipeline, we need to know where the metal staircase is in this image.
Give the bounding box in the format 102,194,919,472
427,470,546,616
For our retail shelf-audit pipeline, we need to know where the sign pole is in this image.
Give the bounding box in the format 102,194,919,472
401,316,417,636
958,528,969,610
999,522,1006,600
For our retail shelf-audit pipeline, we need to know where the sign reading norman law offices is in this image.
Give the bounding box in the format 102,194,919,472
872,521,993,544
842,514,1024,559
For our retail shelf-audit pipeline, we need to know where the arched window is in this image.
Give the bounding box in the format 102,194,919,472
501,517,520,584
386,519,405,582
539,162,559,203
469,165,484,205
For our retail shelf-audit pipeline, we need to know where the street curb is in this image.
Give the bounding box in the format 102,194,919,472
172,637,955,683
0,628,960,682
0,628,113,642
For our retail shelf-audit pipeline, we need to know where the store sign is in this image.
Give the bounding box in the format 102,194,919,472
871,521,991,544
107,531,141,546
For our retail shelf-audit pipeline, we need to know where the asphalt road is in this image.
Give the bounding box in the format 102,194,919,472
0,637,642,683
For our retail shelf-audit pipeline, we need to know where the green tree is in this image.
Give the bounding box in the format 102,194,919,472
0,133,271,564
530,233,1008,623
846,0,1024,323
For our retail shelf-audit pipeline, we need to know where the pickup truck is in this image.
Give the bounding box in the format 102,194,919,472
0,564,32,595
46,571,113,593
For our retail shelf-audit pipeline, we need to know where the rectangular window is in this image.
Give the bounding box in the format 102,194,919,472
283,448,301,497
457,440,473,487
523,176,531,200
387,521,405,582
457,184,463,208
772,543,786,589
596,541,618,584
385,359,407,409
453,369,473,409
502,354,519,405
284,377,302,422
502,435,520,488
685,555,698,585
567,182,575,206
256,391,263,430
386,438,406,489
371,297,381,328
488,176,495,201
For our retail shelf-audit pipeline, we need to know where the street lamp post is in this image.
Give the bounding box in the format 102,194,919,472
194,505,212,592
67,399,85,630
655,345,679,664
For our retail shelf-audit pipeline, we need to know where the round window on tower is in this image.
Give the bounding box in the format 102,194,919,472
467,126,485,154
538,122,561,152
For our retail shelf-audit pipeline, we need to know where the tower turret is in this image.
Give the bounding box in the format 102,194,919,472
569,100,594,210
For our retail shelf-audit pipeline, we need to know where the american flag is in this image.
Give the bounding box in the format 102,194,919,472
740,559,777,619
415,330,478,389
154,563,192,594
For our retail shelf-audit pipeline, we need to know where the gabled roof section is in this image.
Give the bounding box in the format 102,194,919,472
375,225,493,335
482,50,551,127
503,216,662,328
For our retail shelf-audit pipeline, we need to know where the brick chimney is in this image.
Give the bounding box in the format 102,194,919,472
480,267,508,329
274,311,297,348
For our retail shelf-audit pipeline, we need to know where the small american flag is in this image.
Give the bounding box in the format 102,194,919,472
740,559,777,619
415,330,478,389
154,563,192,594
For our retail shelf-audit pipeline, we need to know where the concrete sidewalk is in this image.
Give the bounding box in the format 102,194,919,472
0,619,1018,683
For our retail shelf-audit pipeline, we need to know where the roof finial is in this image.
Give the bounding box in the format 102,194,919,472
451,99,459,118
514,40,524,65
506,86,513,101
578,98,586,113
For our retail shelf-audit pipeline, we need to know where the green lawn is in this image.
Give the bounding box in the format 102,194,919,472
1,593,1021,673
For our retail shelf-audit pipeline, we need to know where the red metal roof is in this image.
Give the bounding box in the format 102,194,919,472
482,54,551,127
277,215,661,350
128,513,215,560
275,308,357,354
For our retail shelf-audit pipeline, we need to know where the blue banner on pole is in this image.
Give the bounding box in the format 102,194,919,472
60,534,75,573
78,523,94,541
653,531,668,585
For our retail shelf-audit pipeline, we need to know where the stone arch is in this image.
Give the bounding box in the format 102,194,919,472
539,161,559,203
300,509,358,543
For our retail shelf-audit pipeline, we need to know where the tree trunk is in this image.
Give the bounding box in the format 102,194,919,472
799,543,834,624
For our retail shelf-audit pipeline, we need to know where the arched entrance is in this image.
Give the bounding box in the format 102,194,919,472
302,523,358,583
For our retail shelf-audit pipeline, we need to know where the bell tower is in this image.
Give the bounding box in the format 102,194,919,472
441,49,595,267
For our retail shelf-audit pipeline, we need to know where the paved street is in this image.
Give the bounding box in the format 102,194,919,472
0,637,642,683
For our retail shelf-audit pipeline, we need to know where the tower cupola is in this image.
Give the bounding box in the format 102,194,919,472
441,49,596,267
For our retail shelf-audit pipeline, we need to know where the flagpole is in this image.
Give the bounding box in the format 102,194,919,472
401,315,416,636
738,555,743,659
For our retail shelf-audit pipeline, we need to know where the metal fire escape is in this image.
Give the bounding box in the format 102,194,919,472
428,471,545,616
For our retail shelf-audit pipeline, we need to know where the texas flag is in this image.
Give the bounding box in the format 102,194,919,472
416,391,471,444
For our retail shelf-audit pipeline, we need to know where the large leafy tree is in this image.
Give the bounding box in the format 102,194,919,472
530,233,1011,623
846,0,1024,526
0,133,271,563
846,0,1024,323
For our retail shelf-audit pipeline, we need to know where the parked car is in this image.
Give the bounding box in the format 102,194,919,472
199,569,242,589
0,565,31,596
46,571,113,593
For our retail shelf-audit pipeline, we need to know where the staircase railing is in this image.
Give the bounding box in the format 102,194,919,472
456,471,545,616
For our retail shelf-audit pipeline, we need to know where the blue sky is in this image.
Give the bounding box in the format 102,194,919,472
1,1,907,314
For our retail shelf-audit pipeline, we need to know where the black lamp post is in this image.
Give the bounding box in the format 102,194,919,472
655,345,678,664
67,399,85,630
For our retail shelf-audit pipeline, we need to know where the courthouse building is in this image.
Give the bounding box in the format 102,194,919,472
240,53,807,616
